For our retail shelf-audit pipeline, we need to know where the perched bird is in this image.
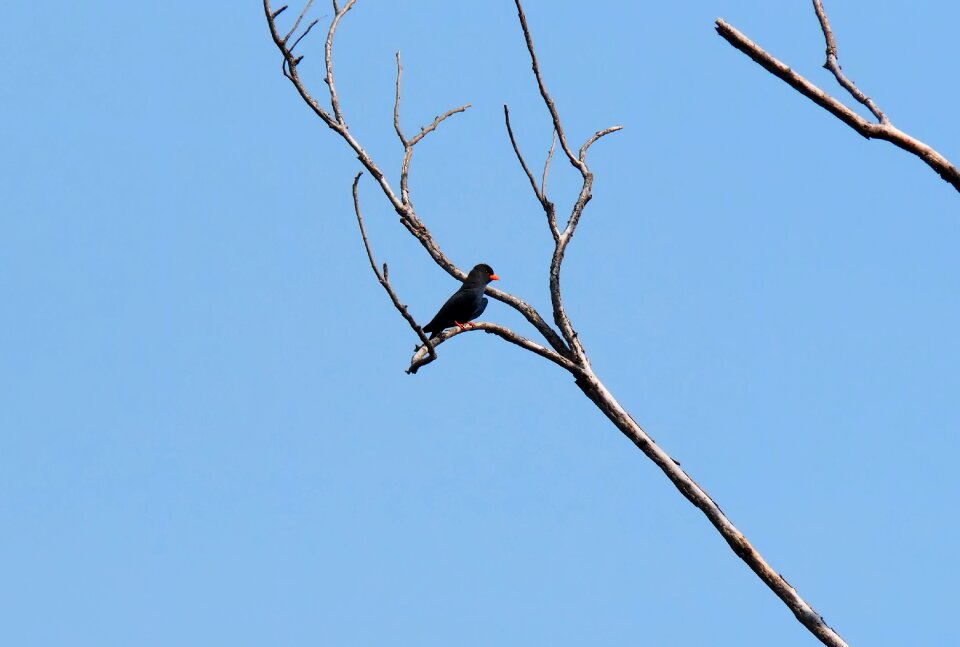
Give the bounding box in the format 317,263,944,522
423,263,500,339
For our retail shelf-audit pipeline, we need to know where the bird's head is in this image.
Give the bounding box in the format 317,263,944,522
466,263,499,286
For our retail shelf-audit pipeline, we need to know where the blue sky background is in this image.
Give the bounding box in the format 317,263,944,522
3,1,959,645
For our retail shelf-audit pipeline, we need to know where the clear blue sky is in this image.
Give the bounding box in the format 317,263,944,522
3,2,959,645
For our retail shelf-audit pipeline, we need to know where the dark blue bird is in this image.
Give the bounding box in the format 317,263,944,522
422,264,499,339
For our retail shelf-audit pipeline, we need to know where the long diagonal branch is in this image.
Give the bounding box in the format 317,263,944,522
715,2,960,193
506,4,843,646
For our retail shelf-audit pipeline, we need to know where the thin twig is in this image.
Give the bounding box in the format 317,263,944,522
289,19,319,53
352,172,437,365
513,0,584,174
715,18,960,193
283,0,314,43
264,0,334,120
503,105,543,203
541,129,556,199
503,106,561,239
393,53,409,146
324,0,356,125
812,0,887,123
394,52,470,206
409,106,471,146
579,125,623,162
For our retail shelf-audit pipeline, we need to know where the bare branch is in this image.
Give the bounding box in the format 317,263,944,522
510,1,624,360
715,17,960,193
541,129,556,199
503,105,543,202
283,0,314,44
503,105,560,240
324,0,356,125
289,19,319,54
407,321,582,375
352,172,437,365
264,0,334,119
393,52,470,207
393,53,409,147
574,367,849,647
811,0,887,123
513,0,585,175
271,5,288,20
579,125,623,162
408,105,470,146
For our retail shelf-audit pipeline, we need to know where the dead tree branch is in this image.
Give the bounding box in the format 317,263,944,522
503,105,559,240
510,0,622,363
351,172,436,368
394,52,471,208
811,0,886,124
407,322,582,375
265,2,847,646
264,0,570,357
541,130,556,202
716,1,960,193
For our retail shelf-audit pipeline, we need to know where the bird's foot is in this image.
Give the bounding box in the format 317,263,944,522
454,320,474,331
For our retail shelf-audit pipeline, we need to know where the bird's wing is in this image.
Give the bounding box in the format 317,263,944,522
423,288,472,332
468,296,488,321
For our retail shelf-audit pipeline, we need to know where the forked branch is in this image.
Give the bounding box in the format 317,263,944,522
394,52,471,207
508,0,622,361
264,0,571,357
265,3,848,646
716,1,960,193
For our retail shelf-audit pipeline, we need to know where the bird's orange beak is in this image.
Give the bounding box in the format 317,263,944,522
489,274,500,281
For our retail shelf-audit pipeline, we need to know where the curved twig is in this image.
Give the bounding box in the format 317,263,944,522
811,0,886,124
580,125,623,162
504,105,558,240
